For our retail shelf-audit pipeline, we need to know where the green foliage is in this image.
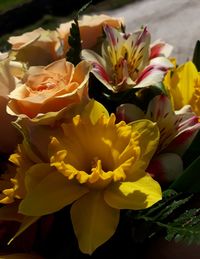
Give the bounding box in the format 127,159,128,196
66,20,82,65
66,1,92,65
165,208,200,244
0,0,27,12
131,190,200,245
192,40,200,71
170,155,200,193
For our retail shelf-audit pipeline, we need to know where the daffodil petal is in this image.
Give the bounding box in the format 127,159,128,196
104,174,162,210
176,61,198,104
81,99,109,124
8,216,39,245
129,119,160,171
71,191,119,255
19,171,88,216
25,163,52,192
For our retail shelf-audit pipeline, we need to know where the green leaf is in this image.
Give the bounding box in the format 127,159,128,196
77,0,92,17
170,155,200,193
192,40,200,71
66,19,82,65
165,208,200,244
183,131,200,168
66,1,92,65
130,191,200,245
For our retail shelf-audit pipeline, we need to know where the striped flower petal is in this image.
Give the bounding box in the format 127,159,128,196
82,25,173,92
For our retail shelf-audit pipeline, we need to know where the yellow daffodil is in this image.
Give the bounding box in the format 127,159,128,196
164,60,200,115
0,100,161,254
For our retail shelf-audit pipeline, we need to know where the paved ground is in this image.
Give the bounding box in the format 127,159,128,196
103,0,200,64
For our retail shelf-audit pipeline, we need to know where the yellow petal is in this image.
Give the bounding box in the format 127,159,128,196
72,60,91,84
8,216,39,245
129,119,160,172
104,173,162,210
19,171,88,216
176,61,198,105
25,163,52,192
81,99,109,125
71,191,119,255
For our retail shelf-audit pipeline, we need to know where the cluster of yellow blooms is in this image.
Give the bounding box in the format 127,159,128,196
0,14,199,258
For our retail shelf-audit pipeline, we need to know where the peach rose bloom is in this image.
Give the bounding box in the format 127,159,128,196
0,58,21,153
7,59,91,118
57,14,124,54
8,28,61,66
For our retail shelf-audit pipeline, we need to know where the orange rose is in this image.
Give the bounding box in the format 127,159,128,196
57,14,124,54
7,59,91,119
8,28,61,66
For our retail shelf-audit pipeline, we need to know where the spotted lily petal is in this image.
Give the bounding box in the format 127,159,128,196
135,57,173,88
150,40,173,59
117,94,200,157
81,49,112,90
125,27,151,73
165,115,200,156
82,25,173,92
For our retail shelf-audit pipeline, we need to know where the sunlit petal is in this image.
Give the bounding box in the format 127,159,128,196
71,191,119,255
19,169,88,216
104,174,162,210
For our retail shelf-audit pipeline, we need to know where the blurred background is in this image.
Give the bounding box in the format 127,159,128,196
0,0,200,64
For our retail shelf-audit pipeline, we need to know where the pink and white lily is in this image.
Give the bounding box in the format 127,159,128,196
82,25,173,92
117,95,200,183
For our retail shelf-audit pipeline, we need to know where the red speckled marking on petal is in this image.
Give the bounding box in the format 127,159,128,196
136,65,167,84
150,43,165,59
104,25,117,46
92,62,110,82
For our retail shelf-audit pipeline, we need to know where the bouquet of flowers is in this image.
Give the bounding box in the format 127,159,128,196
0,4,200,259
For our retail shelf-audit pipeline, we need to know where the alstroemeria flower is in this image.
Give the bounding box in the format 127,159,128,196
82,25,173,92
57,14,124,55
7,59,91,118
164,60,200,116
117,95,200,183
8,28,62,66
0,100,161,254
